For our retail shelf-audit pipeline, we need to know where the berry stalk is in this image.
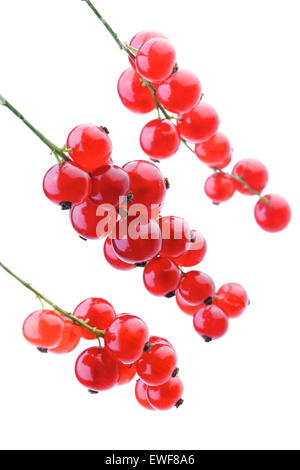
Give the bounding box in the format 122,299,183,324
0,261,105,338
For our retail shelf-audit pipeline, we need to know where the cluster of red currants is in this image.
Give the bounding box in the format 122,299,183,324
117,30,291,233
22,296,183,411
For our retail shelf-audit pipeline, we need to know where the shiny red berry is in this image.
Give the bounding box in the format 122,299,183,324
104,314,149,364
214,283,248,319
175,290,201,316
136,343,177,386
129,30,168,68
159,216,191,258
117,363,137,386
204,173,236,203
70,199,117,240
73,298,116,340
254,194,291,232
67,124,112,173
143,257,181,297
90,164,130,208
157,69,201,114
193,305,229,341
140,119,181,160
179,270,216,305
149,336,173,348
75,347,119,391
178,103,219,143
123,160,167,208
43,162,92,208
195,132,231,167
112,216,162,264
135,379,155,410
49,319,81,354
147,376,184,410
103,237,136,271
117,68,156,113
232,159,269,195
172,230,207,267
22,310,64,349
136,38,176,83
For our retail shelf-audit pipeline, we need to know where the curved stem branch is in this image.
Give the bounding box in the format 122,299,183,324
213,167,268,202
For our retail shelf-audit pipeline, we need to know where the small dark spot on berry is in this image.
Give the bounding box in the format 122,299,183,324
37,348,48,354
79,236,87,241
100,126,109,134
150,158,160,163
175,398,184,408
204,296,213,305
172,63,179,74
135,262,147,268
165,291,176,298
212,201,220,206
202,336,212,343
143,341,151,352
88,389,99,395
190,231,196,243
172,367,179,378
59,201,72,210
164,178,170,190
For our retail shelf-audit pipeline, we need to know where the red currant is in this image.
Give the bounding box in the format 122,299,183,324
90,164,130,208
49,318,81,354
175,290,201,316
112,216,162,264
103,237,136,271
22,310,64,349
70,199,117,240
149,336,173,348
232,159,269,195
135,38,176,83
178,103,219,143
43,162,92,209
143,257,182,297
147,376,184,410
135,379,155,410
179,270,216,305
123,160,167,208
104,314,149,364
117,363,137,386
204,173,236,203
254,194,291,232
117,68,156,113
157,69,201,114
73,298,116,340
129,30,168,68
172,230,207,267
140,119,181,160
193,305,229,341
75,346,119,391
159,216,191,258
214,283,248,319
136,343,177,386
195,132,231,167
67,124,112,173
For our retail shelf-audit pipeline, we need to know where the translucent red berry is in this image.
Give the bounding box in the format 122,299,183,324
128,30,168,68
149,336,173,348
179,270,216,305
175,290,201,316
157,69,201,114
117,363,137,386
140,119,181,160
75,346,119,391
147,376,184,410
159,216,191,258
117,68,156,113
143,257,182,297
232,159,269,195
135,379,155,410
214,283,248,319
195,132,231,167
193,305,229,341
73,298,116,340
172,230,207,267
90,164,130,208
70,199,117,240
22,310,64,349
204,173,236,203
178,103,219,143
104,314,149,364
49,319,81,354
254,194,291,232
67,124,112,173
135,38,176,83
136,343,177,386
103,237,136,271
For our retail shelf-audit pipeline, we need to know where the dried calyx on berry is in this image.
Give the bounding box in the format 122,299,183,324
172,367,179,377
175,398,184,408
59,201,72,211
37,347,48,354
99,126,109,134
164,178,171,190
165,291,176,298
88,389,99,395
135,262,147,268
204,296,213,305
143,341,152,352
202,336,212,343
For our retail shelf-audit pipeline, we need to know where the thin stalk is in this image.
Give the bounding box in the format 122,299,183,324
213,167,269,203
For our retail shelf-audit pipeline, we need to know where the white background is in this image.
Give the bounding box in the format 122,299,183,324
0,0,299,451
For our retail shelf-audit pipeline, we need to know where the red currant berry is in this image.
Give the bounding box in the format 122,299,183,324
204,173,236,203
43,162,92,208
49,319,80,354
104,314,149,364
178,103,219,143
117,68,156,113
90,164,130,208
232,159,269,195
112,216,162,264
254,194,291,232
140,119,181,160
73,298,116,340
129,30,168,68
147,376,184,410
103,237,136,271
135,379,155,410
123,160,167,208
179,270,216,305
175,290,201,316
143,257,182,297
117,363,137,386
157,69,201,114
214,283,248,319
193,305,229,341
149,336,173,348
22,310,64,349
172,230,207,267
195,132,231,167
75,346,119,391
70,199,117,240
135,38,176,83
67,124,112,173
136,343,177,386
159,216,191,258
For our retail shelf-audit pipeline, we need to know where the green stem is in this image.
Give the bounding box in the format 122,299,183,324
213,167,269,203
0,262,105,338
0,94,69,162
